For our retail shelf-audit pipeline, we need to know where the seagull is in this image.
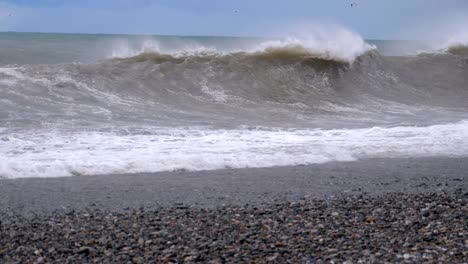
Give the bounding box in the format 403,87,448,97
350,2,357,7
234,10,239,13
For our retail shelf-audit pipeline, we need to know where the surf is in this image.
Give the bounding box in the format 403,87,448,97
2,121,468,179
1,30,468,179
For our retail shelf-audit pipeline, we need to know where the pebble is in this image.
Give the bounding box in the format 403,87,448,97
0,191,466,263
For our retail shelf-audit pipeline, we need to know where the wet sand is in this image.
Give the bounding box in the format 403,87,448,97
1,157,467,218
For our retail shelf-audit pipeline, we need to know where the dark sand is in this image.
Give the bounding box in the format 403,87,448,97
1,157,467,218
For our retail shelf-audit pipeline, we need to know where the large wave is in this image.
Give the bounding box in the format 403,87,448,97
446,44,468,55
1,44,467,134
109,28,375,64
1,30,468,179
439,30,468,55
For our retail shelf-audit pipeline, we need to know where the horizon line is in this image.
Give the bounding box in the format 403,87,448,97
0,30,415,42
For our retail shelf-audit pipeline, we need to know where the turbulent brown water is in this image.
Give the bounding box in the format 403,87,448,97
2,48,467,129
0,32,467,178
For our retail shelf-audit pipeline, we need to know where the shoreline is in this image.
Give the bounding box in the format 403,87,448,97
1,157,467,262
1,157,467,218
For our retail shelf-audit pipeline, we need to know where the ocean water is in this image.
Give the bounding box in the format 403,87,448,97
1,31,467,178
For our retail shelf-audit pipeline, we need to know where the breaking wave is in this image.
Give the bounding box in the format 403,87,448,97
109,29,375,64
441,31,468,55
426,20,468,55
446,44,468,55
1,30,468,178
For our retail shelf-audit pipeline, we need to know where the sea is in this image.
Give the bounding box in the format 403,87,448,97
1,31,467,178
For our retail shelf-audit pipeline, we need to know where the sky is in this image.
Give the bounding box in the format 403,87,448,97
0,0,467,39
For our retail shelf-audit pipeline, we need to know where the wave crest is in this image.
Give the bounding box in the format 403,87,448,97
251,34,375,63
446,44,468,55
434,21,468,55
115,42,375,64
117,46,375,65
110,28,375,63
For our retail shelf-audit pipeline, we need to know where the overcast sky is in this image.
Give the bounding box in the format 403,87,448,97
1,0,467,39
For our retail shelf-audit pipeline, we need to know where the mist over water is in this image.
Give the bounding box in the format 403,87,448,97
1,29,467,178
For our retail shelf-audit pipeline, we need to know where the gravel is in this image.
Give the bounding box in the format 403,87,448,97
1,190,467,263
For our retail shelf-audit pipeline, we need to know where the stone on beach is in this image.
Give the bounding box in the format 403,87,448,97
0,191,466,263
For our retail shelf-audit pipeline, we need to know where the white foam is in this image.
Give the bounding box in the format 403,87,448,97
109,39,162,58
1,121,467,179
0,67,23,80
409,15,468,53
201,85,229,103
108,27,374,63
109,39,219,59
0,67,40,87
429,20,468,52
251,28,375,63
0,67,54,86
439,32,468,52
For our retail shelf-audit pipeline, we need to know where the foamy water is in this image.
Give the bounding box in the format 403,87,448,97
1,121,467,179
1,30,468,179
109,27,375,63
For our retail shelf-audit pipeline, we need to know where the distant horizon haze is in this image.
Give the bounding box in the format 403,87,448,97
0,0,467,39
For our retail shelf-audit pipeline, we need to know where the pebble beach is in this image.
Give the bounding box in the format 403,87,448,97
1,158,467,263
1,191,467,263
1,9,468,263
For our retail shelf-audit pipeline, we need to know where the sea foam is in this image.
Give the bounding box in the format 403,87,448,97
109,27,375,63
1,121,467,179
